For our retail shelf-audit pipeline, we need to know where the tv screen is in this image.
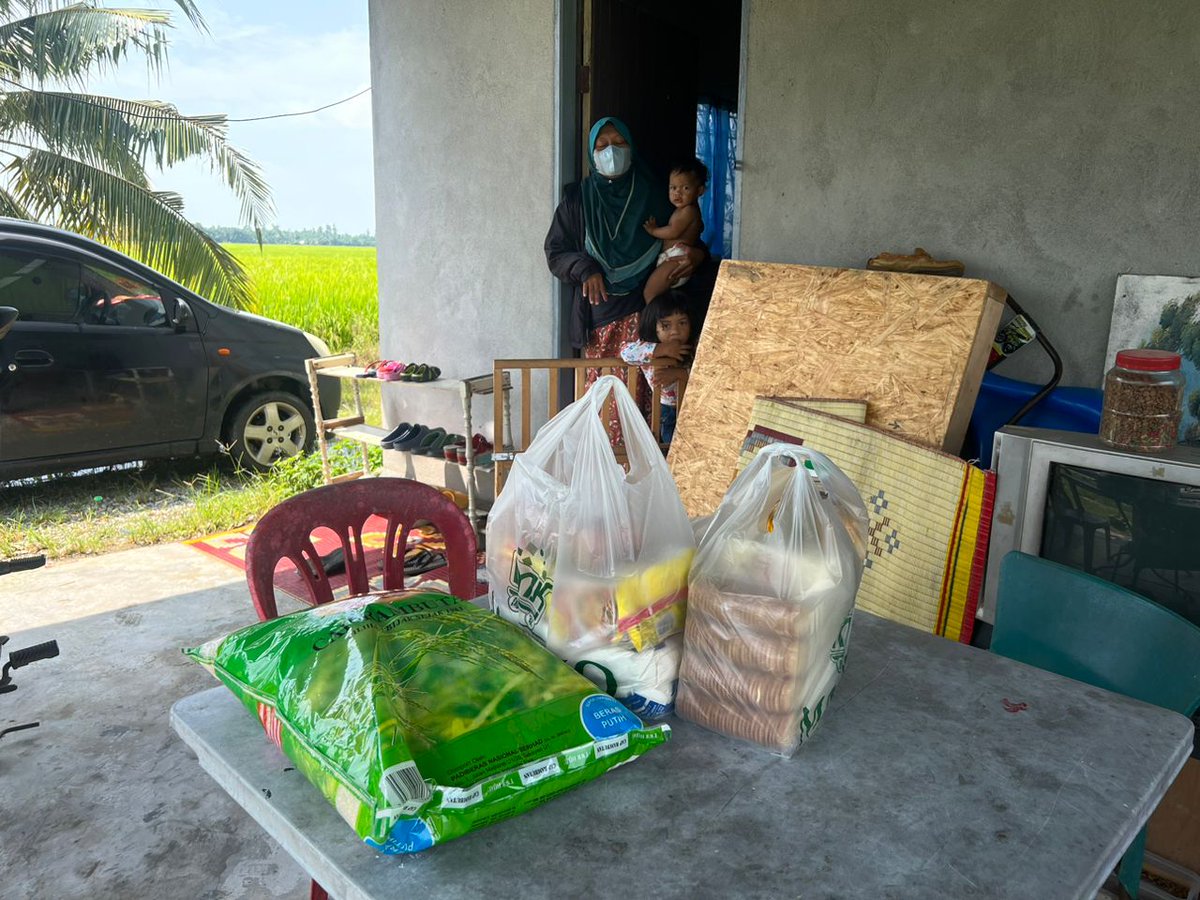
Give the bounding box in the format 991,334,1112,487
1039,462,1200,627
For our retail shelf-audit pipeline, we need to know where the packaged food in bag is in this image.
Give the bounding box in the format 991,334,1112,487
573,634,683,720
487,375,695,717
185,589,670,853
677,444,867,755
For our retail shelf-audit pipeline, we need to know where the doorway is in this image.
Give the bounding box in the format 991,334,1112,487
552,0,743,363
582,0,742,256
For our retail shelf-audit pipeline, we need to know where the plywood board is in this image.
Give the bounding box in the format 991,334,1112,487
670,261,1005,516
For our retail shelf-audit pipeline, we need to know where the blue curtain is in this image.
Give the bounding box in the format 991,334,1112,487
695,103,737,259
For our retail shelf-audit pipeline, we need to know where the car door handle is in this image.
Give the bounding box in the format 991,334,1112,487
12,349,54,369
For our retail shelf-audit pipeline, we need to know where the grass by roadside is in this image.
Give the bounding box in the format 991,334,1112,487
0,443,382,560
0,465,285,559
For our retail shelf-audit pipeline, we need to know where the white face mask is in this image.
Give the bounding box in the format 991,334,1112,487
593,144,632,178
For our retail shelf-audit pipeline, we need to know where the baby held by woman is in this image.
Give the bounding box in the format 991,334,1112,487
642,158,707,304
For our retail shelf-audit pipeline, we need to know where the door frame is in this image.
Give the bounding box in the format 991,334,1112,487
551,0,582,363
731,0,750,258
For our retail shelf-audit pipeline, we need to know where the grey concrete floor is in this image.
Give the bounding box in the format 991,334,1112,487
0,543,309,899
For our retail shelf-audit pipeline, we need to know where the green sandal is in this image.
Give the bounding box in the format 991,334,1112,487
414,427,447,455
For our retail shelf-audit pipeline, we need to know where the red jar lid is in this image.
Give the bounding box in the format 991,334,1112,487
1115,349,1182,371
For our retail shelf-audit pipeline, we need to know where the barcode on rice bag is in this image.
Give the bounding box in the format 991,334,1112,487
518,756,562,787
381,762,431,815
440,784,483,809
593,735,629,759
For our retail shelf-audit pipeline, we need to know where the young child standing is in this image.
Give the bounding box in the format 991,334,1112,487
642,158,707,304
620,291,693,444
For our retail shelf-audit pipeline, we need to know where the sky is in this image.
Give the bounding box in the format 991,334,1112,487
88,0,375,233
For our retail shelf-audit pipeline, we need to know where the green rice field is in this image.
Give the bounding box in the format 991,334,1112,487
227,243,379,364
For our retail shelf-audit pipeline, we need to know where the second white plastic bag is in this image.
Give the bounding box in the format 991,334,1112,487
676,443,868,754
487,375,695,718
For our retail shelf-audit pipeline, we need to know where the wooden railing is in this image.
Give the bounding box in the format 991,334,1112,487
492,358,689,495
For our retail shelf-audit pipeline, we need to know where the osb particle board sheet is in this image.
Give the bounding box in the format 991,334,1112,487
669,261,1005,516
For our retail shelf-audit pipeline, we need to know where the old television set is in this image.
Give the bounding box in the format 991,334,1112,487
981,426,1200,630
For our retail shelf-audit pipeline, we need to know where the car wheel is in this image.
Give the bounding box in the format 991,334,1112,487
225,391,315,471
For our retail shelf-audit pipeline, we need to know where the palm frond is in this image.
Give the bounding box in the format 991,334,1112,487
0,89,274,232
0,6,172,83
166,0,207,33
0,89,148,181
0,183,30,217
9,148,255,309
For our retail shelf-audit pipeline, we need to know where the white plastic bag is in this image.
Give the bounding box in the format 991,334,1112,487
487,375,695,718
677,444,867,755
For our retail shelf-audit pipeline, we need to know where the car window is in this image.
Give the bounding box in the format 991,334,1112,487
0,249,83,323
80,262,169,328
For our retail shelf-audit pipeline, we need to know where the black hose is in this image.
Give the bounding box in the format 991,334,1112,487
1003,294,1063,427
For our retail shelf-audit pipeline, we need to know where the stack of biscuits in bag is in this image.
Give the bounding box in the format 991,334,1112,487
676,446,867,756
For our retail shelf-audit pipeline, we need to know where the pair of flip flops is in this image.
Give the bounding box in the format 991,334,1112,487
418,430,463,457
359,360,403,380
405,548,447,576
403,363,441,383
470,433,494,468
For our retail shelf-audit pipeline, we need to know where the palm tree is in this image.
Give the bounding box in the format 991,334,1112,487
0,0,272,308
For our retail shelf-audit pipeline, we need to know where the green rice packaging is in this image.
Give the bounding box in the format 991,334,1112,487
185,589,670,853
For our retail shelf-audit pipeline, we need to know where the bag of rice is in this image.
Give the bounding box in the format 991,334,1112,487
185,589,670,853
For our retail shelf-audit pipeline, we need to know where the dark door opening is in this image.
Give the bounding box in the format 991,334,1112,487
552,0,741,386
586,0,742,258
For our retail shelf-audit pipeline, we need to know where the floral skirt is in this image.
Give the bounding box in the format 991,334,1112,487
584,312,650,446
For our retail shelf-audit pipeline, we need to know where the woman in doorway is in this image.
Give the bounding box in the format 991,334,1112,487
545,117,705,413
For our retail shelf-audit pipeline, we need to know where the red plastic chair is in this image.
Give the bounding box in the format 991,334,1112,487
245,478,478,622
243,478,477,900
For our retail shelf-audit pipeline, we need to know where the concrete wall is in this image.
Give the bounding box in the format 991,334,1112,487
738,0,1200,386
368,0,558,437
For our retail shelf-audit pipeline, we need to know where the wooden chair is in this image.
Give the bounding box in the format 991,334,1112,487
492,357,689,495
243,477,477,900
990,552,1200,898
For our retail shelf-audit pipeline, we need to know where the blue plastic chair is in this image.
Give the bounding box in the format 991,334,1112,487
990,552,1200,898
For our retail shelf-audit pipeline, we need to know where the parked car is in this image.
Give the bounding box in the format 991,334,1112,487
0,219,340,479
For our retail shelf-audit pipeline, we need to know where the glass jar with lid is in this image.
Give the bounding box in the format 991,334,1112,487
1098,349,1184,451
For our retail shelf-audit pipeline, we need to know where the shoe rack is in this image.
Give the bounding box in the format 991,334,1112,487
305,353,509,534
305,353,385,484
